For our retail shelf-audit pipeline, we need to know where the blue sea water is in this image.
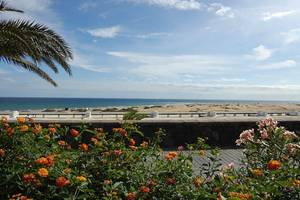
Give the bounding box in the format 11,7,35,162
0,97,298,111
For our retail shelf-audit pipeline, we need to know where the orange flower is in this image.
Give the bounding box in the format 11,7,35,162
38,168,48,177
166,178,176,185
35,157,48,165
6,127,14,136
229,192,250,200
22,173,36,184
165,151,177,160
70,128,80,137
32,124,42,134
292,179,300,187
58,140,66,147
129,138,136,146
76,176,87,182
56,176,70,188
139,185,150,193
35,155,55,167
267,160,281,170
19,125,29,132
79,143,89,152
193,177,204,187
48,127,57,135
103,179,112,185
126,192,137,200
112,128,127,137
0,148,5,157
17,117,26,124
251,169,263,177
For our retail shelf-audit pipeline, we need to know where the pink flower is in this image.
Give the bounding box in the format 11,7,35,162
258,118,277,130
286,143,300,155
260,129,268,139
283,131,298,140
235,129,254,146
177,146,184,151
222,162,235,171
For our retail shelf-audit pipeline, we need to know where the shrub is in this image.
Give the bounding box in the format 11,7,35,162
0,117,299,199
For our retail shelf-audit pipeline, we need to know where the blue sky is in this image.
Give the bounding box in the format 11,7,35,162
1,0,300,100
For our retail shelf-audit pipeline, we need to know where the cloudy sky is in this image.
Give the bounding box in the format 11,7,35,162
1,0,300,100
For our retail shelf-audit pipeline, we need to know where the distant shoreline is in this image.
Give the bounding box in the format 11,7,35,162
1,103,300,113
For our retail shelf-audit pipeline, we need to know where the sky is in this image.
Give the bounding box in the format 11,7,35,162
1,0,300,100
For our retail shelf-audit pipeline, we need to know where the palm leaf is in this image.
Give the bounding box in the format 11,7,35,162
0,56,57,86
0,19,73,85
0,1,23,13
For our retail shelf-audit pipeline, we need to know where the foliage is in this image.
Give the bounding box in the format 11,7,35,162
0,0,72,86
0,117,299,199
123,110,148,120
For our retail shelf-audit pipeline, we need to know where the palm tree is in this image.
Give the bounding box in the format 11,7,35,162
0,1,73,86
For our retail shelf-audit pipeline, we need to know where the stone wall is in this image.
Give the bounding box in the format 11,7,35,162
36,120,300,148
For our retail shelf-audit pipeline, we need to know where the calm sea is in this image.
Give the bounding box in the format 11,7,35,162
0,97,298,111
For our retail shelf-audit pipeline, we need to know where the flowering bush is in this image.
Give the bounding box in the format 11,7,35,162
0,116,299,199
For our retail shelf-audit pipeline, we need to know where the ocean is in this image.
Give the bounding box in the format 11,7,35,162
0,97,298,111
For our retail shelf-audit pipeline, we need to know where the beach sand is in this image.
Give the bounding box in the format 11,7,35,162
134,103,300,113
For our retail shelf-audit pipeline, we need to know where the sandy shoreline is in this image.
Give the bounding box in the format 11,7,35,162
2,103,300,113
136,103,300,113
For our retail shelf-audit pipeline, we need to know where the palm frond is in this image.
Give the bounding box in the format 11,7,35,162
0,56,57,86
0,1,23,13
0,19,73,85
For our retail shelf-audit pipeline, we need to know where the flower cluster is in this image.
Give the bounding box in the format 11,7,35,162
0,117,299,199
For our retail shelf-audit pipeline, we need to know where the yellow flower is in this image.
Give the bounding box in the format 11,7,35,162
251,169,263,177
76,176,87,182
38,168,48,177
32,124,42,134
198,150,206,157
19,125,29,132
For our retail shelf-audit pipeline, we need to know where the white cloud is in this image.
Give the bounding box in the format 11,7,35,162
282,28,300,44
135,32,173,39
261,10,295,21
108,51,237,81
126,0,203,10
220,78,246,82
256,60,297,70
252,45,273,61
208,3,235,18
86,26,122,38
71,52,110,73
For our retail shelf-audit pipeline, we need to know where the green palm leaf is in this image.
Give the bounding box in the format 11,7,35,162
0,1,73,86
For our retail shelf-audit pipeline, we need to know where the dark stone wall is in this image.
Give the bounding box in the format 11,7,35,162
35,120,300,148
